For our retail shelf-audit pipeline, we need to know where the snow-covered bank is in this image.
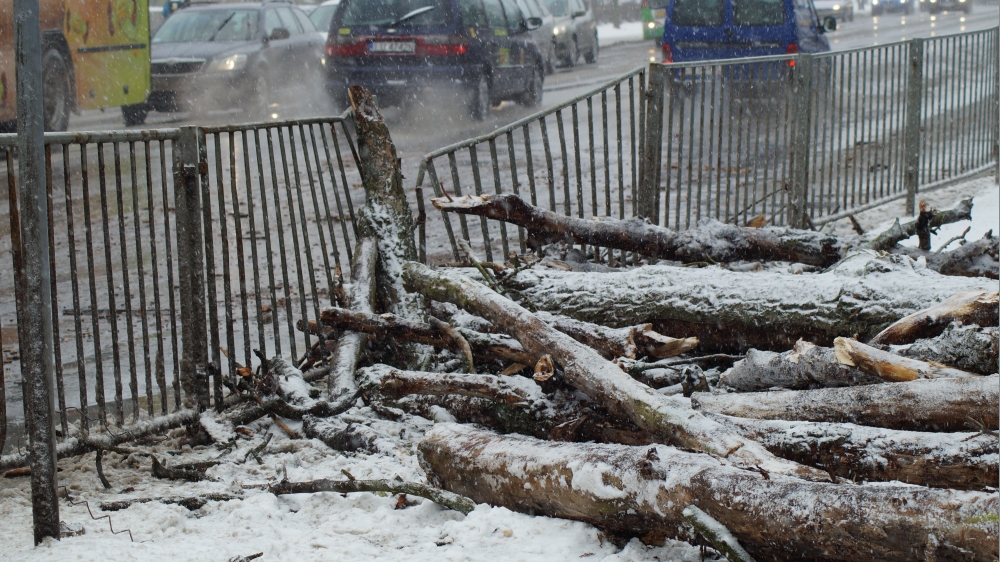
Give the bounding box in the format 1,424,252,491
598,21,647,47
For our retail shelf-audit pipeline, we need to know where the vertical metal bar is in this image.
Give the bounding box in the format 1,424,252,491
319,125,353,268
332,124,360,238
602,90,611,218
789,54,814,228
522,124,538,207
635,72,645,217
62,144,89,426
415,186,426,263
13,0,59,534
539,116,557,212
468,145,493,261
572,104,584,222
112,142,139,421
639,64,665,222
487,138,510,258
425,160,461,261
663,78,676,226
43,146,66,437
254,129,282,358
128,142,154,416
213,134,236,388
231,132,253,362
146,141,168,415
287,126,322,354
993,29,999,182
195,129,221,410
447,153,471,244
556,110,571,217
174,127,209,412
903,38,924,216
506,131,526,253
587,97,598,221
305,124,343,291
97,145,125,423
163,140,181,410
265,128,295,359
615,83,625,223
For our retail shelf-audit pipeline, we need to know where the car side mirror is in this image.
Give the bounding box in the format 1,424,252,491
525,16,542,30
572,9,586,17
822,16,837,32
269,27,291,41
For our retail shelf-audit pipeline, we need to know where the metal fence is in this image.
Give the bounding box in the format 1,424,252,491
0,117,363,460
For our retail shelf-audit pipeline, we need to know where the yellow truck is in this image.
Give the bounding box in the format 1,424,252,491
0,0,150,131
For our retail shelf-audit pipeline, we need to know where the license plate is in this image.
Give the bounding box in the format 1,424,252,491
653,8,666,19
370,41,416,53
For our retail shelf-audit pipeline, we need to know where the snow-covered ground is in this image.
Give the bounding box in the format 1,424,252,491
598,21,646,47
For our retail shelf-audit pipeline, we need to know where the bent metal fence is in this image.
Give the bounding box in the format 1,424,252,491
420,27,998,263
0,117,364,468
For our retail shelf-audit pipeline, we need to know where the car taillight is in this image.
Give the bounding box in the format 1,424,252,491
662,43,672,63
642,0,648,6
786,43,798,67
418,35,469,56
326,36,367,57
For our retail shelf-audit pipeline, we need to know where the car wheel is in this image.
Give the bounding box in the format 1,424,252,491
517,66,544,108
468,74,491,121
848,7,854,20
565,38,578,67
42,48,71,132
122,104,149,126
584,33,598,63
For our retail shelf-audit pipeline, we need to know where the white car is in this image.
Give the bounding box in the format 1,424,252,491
813,0,854,22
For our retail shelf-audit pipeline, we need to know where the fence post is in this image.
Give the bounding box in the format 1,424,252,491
14,0,60,543
903,38,924,217
639,63,665,223
993,29,999,185
789,54,814,229
173,127,210,412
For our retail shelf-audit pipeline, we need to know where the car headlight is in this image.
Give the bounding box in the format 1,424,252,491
647,21,656,28
833,4,840,8
208,54,247,72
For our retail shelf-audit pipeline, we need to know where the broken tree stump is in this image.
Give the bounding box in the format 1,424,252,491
869,289,999,346
834,337,976,381
719,340,883,392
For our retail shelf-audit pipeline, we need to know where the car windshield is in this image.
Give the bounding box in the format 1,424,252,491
733,0,786,25
544,0,568,16
672,0,724,25
153,9,259,43
339,0,451,27
310,4,339,31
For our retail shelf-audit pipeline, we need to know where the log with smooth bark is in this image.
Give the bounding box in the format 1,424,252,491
865,198,973,252
534,311,642,359
710,414,998,490
894,323,999,375
869,289,999,346
419,423,999,562
834,337,976,381
402,261,828,481
500,251,994,351
719,340,883,392
377,365,543,406
433,193,845,266
692,374,999,431
327,237,377,402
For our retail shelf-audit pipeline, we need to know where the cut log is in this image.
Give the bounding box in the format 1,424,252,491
866,198,973,252
301,415,378,453
710,414,998,491
719,340,883,392
501,251,994,351
893,231,999,279
403,262,829,481
327,237,377,403
433,193,845,266
534,311,642,359
349,86,427,366
894,323,999,376
419,424,999,562
269,477,476,514
692,374,998,431
869,289,999,346
834,337,976,381
377,364,543,406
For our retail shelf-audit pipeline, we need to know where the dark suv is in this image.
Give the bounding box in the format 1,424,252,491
325,0,546,120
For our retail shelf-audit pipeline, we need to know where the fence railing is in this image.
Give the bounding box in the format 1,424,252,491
0,117,363,460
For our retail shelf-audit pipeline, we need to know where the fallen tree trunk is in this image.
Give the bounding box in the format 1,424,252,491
719,340,883,392
500,251,994,351
433,193,846,266
710,414,999,490
327,237,377,403
834,337,976,381
869,289,999,346
692,374,999,431
269,477,476,514
893,232,999,279
419,424,999,562
377,365,544,406
403,262,828,481
894,323,999,375
534,311,642,359
866,198,973,251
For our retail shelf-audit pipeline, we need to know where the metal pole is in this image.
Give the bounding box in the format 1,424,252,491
903,38,924,216
789,54,814,229
639,63,665,223
13,0,60,544
993,29,999,185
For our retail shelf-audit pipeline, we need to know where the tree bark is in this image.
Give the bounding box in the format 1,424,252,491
327,237,377,402
419,424,999,562
269,477,476,514
834,337,976,381
893,232,999,279
501,251,994,351
376,364,545,406
719,340,883,392
710,414,998,490
866,198,973,252
869,289,999,346
894,323,999,375
534,311,643,359
433,193,846,266
692,374,998,432
403,262,828,481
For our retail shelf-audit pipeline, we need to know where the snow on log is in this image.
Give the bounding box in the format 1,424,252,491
893,232,999,279
432,193,845,266
866,198,973,252
719,340,883,392
692,374,998,431
893,323,998,376
402,262,828,481
327,238,377,402
682,505,757,562
501,251,995,351
869,290,999,346
418,423,999,562
376,364,545,406
834,337,976,381
534,311,642,359
710,414,998,490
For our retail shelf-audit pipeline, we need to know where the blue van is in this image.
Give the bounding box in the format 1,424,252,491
659,0,836,63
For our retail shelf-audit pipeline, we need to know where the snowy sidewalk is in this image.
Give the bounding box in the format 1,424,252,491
598,21,647,47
